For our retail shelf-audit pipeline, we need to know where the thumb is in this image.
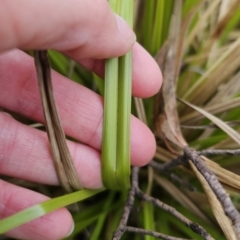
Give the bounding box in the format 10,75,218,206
0,0,136,59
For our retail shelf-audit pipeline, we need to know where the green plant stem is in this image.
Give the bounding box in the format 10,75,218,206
102,57,119,189
102,0,133,189
115,0,133,189
116,52,131,189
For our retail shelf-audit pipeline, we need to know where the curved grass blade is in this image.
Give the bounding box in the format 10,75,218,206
179,99,240,145
0,188,104,234
190,162,237,240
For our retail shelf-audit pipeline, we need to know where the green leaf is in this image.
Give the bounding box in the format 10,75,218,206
0,189,104,234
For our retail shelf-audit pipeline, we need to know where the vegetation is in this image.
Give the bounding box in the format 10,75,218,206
1,0,240,239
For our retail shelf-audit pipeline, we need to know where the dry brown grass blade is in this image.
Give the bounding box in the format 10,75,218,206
184,146,237,229
134,97,147,124
154,0,187,149
210,0,240,40
186,0,240,69
195,51,240,106
182,36,240,105
155,146,177,162
207,70,240,106
180,97,240,124
181,121,240,130
34,50,83,192
181,0,240,107
185,0,221,50
201,156,240,194
190,161,237,240
176,0,205,77
203,0,240,70
153,2,240,237
155,147,240,193
154,175,211,224
179,99,240,145
184,44,226,63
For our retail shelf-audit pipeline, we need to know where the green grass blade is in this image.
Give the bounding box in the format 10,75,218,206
115,0,133,189
151,0,165,55
90,192,115,240
143,202,155,240
48,50,68,75
162,0,174,42
142,1,155,53
102,0,133,189
101,0,121,190
93,73,104,96
102,58,119,189
0,189,104,234
73,200,105,222
66,217,97,239
116,52,131,189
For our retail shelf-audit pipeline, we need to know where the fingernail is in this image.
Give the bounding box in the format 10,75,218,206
66,222,74,237
115,14,136,44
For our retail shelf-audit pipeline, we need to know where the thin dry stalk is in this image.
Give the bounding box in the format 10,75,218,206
34,50,83,192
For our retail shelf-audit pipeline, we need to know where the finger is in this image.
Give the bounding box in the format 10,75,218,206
0,112,154,188
0,180,73,240
0,50,156,166
0,0,135,59
0,0,161,97
0,112,102,188
79,43,162,98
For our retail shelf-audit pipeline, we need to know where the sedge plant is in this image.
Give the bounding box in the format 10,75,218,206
102,0,133,190
1,1,240,239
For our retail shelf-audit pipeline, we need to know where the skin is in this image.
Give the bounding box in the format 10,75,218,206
0,0,162,239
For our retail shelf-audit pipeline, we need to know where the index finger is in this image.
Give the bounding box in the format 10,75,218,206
0,0,162,97
0,0,135,58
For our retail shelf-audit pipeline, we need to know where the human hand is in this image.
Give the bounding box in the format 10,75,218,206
0,0,162,239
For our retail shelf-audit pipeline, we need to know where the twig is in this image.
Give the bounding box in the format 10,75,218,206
197,149,240,156
112,167,138,240
149,160,165,171
136,189,212,239
113,167,213,240
125,226,191,240
152,148,240,173
151,155,188,171
184,146,240,237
